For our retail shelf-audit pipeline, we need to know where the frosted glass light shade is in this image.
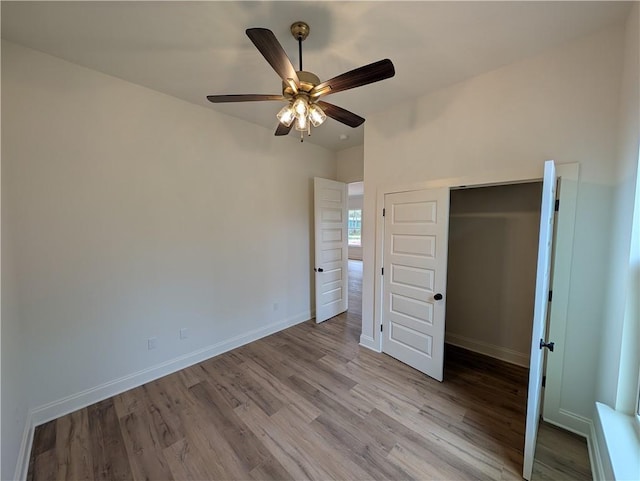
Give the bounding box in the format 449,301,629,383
295,113,308,131
308,104,326,127
276,104,295,127
293,98,308,117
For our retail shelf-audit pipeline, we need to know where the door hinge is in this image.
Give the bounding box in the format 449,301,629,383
548,290,553,302
383,208,386,217
380,324,383,332
542,375,546,388
381,267,384,275
555,199,560,211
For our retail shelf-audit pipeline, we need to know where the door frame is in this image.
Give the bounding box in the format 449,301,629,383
371,162,578,359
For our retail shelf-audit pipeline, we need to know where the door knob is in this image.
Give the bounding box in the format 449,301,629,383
314,268,324,272
539,339,554,352
434,293,443,301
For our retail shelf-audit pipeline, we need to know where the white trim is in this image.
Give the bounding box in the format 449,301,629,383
28,311,311,428
445,333,529,367
543,408,591,436
589,416,606,481
359,334,380,352
543,413,600,481
14,411,34,481
542,408,598,479
594,402,640,481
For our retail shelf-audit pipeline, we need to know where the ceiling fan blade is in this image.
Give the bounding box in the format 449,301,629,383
317,101,365,128
207,94,285,103
246,28,300,86
275,123,293,136
310,59,395,98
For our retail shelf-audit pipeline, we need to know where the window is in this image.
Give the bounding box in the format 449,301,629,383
348,209,362,246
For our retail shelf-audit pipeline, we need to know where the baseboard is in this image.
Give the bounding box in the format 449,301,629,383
588,417,605,481
545,416,601,481
14,410,34,481
28,311,311,430
359,334,379,352
543,411,598,480
445,333,529,367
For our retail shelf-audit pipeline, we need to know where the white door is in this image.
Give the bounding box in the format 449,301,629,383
314,178,348,323
381,188,450,381
523,160,557,480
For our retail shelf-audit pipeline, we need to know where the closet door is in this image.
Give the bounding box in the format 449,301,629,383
381,188,449,381
523,160,557,480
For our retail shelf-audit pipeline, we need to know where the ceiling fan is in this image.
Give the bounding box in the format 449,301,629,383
207,22,395,141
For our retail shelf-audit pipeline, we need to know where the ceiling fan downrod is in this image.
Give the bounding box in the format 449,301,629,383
298,37,303,71
290,21,309,72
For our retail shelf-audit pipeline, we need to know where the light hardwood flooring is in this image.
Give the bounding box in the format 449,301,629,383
28,260,591,480
533,423,591,480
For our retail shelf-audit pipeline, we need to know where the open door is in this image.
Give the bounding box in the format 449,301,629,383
381,188,450,381
314,178,348,323
523,160,557,480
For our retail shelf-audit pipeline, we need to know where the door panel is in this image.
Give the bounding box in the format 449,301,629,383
523,160,557,480
314,178,348,323
382,188,449,381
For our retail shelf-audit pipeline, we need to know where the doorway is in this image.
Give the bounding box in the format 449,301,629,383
444,181,543,476
347,181,364,319
347,181,364,261
445,182,543,368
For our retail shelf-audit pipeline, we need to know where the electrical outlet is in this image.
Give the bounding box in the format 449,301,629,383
180,328,189,340
147,337,158,350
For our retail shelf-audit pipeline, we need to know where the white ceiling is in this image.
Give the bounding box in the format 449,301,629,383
1,1,631,151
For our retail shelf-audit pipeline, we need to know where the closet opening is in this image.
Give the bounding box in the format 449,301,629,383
445,181,543,370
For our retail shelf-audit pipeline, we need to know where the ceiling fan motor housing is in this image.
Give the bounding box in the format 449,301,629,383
282,71,320,98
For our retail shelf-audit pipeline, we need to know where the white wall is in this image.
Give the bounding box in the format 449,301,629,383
348,194,363,260
446,183,541,367
336,145,364,183
362,24,624,428
1,41,336,479
1,161,29,480
597,3,640,414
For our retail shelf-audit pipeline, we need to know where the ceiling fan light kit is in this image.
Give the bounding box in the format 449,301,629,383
207,21,395,142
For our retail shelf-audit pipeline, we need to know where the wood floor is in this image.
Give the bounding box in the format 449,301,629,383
28,260,591,481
